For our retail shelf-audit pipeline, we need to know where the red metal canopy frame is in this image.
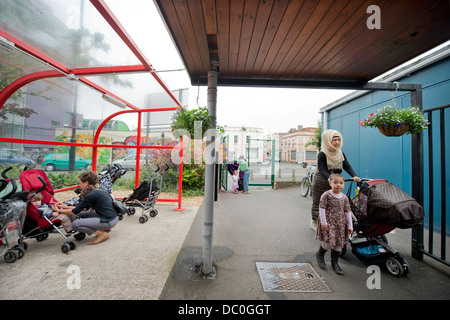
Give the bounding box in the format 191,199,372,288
0,0,185,210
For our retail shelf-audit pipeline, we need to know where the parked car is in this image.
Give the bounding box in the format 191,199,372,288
41,153,91,171
0,148,35,168
112,154,148,170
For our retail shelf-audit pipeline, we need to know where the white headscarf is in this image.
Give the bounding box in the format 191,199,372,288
321,129,344,169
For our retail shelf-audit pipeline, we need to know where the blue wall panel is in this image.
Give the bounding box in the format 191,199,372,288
325,57,450,234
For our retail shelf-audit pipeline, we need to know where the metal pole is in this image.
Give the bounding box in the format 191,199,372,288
271,139,275,188
202,70,218,278
410,85,424,260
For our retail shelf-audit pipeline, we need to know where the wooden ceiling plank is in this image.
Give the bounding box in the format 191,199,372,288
316,0,393,79
275,0,331,76
201,0,217,34
251,0,290,75
286,0,352,78
259,0,304,77
235,0,260,76
157,0,199,77
300,0,372,77
186,0,211,72
172,0,205,73
292,0,363,78
361,0,450,77
244,0,275,72
228,0,245,75
216,0,230,74
265,0,319,77
330,0,444,79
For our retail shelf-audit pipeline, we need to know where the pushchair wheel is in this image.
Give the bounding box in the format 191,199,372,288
13,245,25,259
127,207,136,215
139,215,148,223
18,240,28,251
150,209,158,218
69,241,76,250
61,243,71,254
385,257,405,277
36,233,48,242
4,250,18,263
74,232,86,241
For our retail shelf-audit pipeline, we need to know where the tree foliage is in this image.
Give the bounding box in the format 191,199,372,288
306,121,322,150
171,106,212,138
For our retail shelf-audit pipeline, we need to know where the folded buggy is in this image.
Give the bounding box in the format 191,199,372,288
0,167,31,263
98,163,128,194
20,169,84,253
344,179,425,277
122,163,169,223
64,163,127,207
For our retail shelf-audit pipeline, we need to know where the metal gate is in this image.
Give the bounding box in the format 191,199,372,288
420,104,450,266
247,138,275,188
220,135,229,190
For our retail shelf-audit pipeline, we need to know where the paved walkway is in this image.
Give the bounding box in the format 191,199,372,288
0,206,199,299
1,186,449,301
160,187,450,300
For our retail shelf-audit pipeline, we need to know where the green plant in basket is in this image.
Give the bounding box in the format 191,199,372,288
359,105,429,136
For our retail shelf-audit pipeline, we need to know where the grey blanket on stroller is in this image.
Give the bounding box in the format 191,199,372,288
351,180,424,229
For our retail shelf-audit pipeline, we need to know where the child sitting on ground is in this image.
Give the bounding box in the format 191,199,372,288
31,192,76,234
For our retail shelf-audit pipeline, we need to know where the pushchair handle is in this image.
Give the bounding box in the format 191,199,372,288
155,164,160,173
1,166,13,179
0,167,17,200
0,178,8,195
36,176,47,193
164,163,169,172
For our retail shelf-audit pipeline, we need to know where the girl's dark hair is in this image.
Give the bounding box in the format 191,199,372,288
79,171,99,186
328,173,344,182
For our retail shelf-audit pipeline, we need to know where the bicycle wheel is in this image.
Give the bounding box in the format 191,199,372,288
300,177,310,197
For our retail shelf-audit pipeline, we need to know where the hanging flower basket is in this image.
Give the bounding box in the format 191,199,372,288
377,124,410,137
359,105,429,136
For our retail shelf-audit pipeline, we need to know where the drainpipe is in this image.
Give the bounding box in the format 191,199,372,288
322,111,328,131
202,69,218,278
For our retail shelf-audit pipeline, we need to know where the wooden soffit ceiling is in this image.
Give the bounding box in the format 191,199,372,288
154,0,450,88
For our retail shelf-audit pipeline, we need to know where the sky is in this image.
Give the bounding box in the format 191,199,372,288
105,0,355,134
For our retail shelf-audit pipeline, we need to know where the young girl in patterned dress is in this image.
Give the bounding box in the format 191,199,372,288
315,173,353,275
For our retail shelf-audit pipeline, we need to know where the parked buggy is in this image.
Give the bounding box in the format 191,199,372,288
64,163,127,207
20,169,83,253
344,178,425,277
122,163,169,223
0,167,31,263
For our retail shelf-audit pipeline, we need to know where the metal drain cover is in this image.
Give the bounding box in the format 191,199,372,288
256,262,332,293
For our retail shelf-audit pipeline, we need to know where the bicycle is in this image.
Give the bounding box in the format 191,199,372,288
300,166,314,197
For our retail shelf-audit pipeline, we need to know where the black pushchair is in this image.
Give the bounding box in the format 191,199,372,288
343,179,424,277
122,163,169,223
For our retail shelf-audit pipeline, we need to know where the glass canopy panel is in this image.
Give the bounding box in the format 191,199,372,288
0,45,52,90
0,0,140,69
84,73,182,110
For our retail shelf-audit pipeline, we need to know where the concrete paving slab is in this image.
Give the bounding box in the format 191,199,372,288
0,206,199,300
160,187,450,300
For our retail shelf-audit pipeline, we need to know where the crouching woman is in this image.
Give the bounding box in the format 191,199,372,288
57,171,118,245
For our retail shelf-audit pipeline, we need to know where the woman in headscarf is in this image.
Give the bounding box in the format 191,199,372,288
310,129,361,230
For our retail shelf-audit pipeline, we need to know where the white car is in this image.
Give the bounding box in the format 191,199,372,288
112,154,148,170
